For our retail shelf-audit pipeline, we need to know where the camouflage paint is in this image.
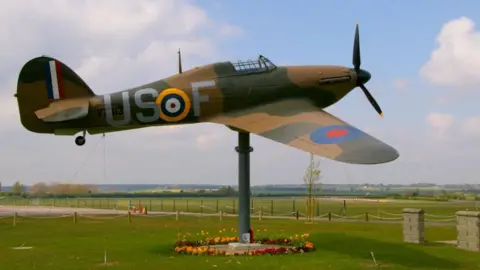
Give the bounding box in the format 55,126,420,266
15,41,399,165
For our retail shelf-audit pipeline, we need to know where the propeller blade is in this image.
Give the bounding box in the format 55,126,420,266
352,24,361,70
351,23,383,117
359,84,383,117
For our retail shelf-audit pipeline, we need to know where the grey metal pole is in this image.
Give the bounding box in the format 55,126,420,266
236,131,253,243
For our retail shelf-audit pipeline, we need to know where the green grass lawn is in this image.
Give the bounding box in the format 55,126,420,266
0,214,478,269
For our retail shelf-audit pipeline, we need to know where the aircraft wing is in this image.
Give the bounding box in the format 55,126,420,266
35,98,89,122
208,98,399,164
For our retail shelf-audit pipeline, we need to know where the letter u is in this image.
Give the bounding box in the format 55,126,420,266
104,92,131,126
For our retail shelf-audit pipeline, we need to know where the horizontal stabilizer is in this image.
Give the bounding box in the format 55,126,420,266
35,98,89,122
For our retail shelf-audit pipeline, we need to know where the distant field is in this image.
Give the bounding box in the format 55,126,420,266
1,214,479,269
2,197,479,218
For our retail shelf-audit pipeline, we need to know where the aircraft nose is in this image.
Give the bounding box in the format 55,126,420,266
356,69,371,85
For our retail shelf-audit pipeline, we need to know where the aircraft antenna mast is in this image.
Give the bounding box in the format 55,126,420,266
178,48,183,74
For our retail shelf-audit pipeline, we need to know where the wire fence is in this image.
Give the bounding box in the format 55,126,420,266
1,197,478,218
0,207,458,226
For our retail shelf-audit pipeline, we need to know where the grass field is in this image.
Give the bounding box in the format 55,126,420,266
3,197,479,218
0,214,479,270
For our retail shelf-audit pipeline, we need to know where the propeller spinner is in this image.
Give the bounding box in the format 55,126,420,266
352,24,383,117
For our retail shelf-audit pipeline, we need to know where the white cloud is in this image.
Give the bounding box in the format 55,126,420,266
218,24,244,37
195,124,229,150
421,112,480,161
0,0,243,185
426,112,454,136
420,17,480,89
393,78,409,92
461,116,480,137
0,0,241,126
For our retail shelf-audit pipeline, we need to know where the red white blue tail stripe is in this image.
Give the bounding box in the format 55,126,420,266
44,60,64,100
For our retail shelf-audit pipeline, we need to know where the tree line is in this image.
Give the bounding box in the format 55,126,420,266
0,182,240,198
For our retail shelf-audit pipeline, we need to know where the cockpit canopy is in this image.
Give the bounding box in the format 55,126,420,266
229,55,277,74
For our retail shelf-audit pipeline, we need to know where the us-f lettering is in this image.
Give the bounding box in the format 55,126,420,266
103,84,210,126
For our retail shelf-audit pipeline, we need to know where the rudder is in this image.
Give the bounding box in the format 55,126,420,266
16,56,95,134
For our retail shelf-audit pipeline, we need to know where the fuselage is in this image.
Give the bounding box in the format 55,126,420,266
79,61,359,133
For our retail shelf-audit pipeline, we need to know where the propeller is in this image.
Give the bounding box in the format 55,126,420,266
352,24,383,117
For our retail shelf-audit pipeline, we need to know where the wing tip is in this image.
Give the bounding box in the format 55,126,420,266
335,145,400,165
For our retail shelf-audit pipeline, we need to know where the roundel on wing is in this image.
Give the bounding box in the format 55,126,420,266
309,125,364,144
155,88,191,122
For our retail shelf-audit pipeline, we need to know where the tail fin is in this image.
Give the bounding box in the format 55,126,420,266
16,56,95,134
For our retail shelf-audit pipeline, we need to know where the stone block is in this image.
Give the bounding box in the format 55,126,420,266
402,208,425,244
455,211,480,252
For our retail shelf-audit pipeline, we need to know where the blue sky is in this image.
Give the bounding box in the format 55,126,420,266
191,2,443,125
198,1,480,184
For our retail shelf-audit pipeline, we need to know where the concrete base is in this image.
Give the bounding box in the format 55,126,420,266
201,243,287,254
228,242,265,250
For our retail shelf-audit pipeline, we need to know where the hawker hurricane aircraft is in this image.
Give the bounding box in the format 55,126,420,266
15,24,399,165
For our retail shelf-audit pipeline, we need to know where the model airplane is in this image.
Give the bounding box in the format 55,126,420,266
15,24,399,165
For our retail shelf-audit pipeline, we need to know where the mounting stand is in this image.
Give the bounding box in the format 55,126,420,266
235,131,253,243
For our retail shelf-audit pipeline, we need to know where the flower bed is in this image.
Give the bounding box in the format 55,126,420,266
173,229,315,256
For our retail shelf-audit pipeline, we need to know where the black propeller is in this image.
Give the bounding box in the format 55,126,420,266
352,24,383,117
